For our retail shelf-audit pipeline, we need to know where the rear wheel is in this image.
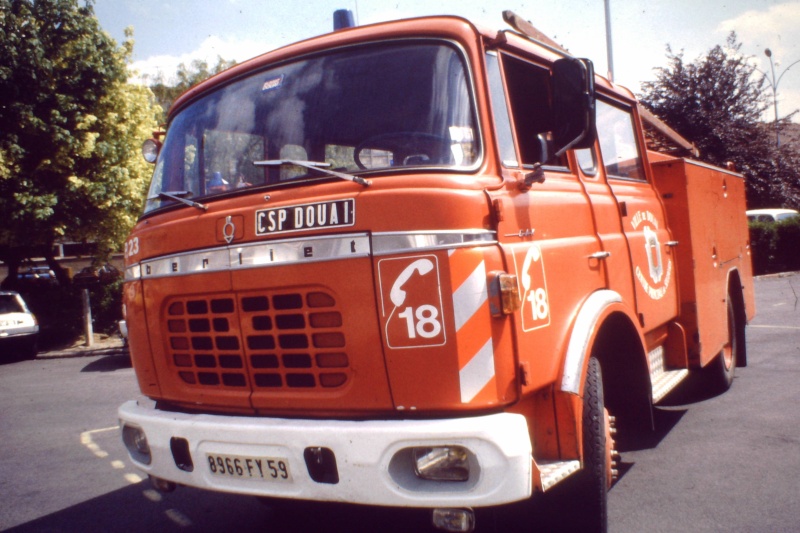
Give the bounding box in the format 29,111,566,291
709,297,737,392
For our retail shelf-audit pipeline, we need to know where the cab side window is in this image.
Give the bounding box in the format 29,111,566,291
486,52,518,167
501,53,567,169
595,99,645,180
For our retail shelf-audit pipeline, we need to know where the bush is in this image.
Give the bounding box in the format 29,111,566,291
16,279,123,349
749,217,800,275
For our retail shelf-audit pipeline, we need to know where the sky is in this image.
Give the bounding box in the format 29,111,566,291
93,0,800,122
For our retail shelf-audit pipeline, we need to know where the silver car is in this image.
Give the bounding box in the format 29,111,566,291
0,291,39,360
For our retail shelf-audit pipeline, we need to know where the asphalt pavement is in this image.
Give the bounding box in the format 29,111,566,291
2,272,798,532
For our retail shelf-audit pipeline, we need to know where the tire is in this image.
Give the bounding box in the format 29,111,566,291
709,297,737,392
566,356,609,533
25,337,38,360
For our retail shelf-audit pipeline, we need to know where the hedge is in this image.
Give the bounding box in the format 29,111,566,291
749,217,800,275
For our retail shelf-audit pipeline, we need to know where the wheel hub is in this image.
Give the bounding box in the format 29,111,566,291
604,408,619,488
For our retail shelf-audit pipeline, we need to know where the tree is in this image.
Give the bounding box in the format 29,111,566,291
148,57,236,122
639,33,800,209
0,0,160,283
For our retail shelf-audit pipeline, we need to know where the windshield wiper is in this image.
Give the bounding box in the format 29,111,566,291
156,191,208,211
253,160,371,187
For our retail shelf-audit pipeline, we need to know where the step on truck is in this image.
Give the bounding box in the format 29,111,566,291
119,11,755,532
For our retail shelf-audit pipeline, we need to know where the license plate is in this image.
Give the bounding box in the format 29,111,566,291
206,453,292,482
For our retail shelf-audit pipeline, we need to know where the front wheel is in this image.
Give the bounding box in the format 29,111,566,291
563,356,611,533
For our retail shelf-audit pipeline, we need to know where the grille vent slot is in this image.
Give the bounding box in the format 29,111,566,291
164,290,350,392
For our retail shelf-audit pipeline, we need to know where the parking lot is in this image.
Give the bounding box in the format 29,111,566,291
1,272,798,532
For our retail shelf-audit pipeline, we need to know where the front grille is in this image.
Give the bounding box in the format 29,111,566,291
164,290,350,392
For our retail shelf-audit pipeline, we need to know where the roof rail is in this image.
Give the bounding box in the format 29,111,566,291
502,10,570,56
638,105,699,157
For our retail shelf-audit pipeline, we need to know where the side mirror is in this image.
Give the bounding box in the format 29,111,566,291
552,57,596,157
142,138,161,164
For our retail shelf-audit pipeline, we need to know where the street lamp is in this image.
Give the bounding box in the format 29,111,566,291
763,48,800,147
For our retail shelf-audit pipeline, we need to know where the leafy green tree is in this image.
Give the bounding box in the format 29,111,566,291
639,33,800,209
149,57,236,122
0,0,160,283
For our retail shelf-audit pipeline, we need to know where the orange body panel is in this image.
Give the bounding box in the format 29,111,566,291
651,157,755,366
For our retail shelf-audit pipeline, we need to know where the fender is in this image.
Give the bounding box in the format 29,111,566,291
560,290,635,395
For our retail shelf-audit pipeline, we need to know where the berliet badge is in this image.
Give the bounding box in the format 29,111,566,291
223,215,236,244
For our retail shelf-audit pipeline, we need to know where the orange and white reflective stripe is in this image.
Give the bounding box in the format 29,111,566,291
449,248,496,403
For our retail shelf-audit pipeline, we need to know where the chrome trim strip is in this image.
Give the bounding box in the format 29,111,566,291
371,230,496,256
136,233,370,280
125,264,142,281
231,233,371,270
124,230,497,281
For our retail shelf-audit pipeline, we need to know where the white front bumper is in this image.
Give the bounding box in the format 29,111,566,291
118,400,532,508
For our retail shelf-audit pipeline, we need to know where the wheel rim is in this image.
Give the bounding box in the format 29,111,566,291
603,408,618,488
722,301,736,370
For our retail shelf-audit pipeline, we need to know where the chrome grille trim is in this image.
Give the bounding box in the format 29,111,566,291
134,233,370,280
124,230,497,281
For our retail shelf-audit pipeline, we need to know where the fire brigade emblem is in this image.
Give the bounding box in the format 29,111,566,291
631,210,673,300
643,226,663,283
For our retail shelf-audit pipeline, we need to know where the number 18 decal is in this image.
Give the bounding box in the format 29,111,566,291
515,245,551,331
378,255,446,349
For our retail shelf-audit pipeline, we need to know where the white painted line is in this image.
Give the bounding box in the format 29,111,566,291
750,325,800,330
125,472,144,484
165,508,193,528
142,489,163,503
80,426,119,458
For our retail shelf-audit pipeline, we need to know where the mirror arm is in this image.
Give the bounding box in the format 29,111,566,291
554,119,592,158
519,163,546,191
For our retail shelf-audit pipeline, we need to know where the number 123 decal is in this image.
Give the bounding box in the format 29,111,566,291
378,255,446,349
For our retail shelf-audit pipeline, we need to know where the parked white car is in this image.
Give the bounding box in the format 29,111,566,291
746,208,800,223
0,291,39,360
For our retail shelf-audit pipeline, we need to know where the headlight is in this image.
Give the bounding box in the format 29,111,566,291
121,423,151,465
413,446,470,482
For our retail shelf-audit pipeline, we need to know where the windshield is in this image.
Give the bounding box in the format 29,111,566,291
144,41,480,214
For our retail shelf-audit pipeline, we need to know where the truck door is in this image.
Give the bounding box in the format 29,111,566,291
574,145,636,304
486,51,608,392
595,98,678,330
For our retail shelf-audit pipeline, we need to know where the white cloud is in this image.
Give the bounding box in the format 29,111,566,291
717,2,800,121
717,2,800,59
128,35,277,85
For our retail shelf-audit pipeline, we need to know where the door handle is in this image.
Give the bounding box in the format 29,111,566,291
589,251,611,259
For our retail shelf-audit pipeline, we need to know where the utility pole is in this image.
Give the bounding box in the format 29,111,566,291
604,0,614,82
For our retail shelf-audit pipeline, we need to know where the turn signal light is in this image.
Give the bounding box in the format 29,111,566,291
489,272,521,317
498,273,521,314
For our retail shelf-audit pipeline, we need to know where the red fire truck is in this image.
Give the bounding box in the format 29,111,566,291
119,11,754,532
